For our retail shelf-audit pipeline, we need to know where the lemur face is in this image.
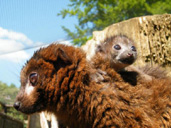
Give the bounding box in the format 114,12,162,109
96,35,137,71
13,58,49,114
111,37,137,65
13,44,73,114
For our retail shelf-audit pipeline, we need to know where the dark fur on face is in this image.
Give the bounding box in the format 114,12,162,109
14,44,171,128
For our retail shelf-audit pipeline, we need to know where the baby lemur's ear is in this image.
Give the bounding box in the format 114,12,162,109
96,44,105,53
57,47,72,64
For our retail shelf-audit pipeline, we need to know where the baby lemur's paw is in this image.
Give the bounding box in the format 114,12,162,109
90,69,107,83
138,74,153,82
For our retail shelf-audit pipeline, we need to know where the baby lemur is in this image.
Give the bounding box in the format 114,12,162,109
94,35,155,85
96,35,137,71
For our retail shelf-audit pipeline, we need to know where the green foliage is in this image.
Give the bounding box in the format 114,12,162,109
7,107,27,121
58,0,171,46
0,81,19,105
62,25,92,45
0,104,2,112
0,81,27,122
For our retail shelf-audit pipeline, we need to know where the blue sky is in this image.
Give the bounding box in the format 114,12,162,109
0,0,78,87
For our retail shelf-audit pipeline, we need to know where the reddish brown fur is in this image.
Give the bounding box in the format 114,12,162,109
92,54,171,127
15,44,171,128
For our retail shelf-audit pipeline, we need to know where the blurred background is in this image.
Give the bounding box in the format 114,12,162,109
0,0,171,128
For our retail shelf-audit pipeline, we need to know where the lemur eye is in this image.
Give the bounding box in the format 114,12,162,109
114,44,121,50
131,46,136,51
29,73,38,86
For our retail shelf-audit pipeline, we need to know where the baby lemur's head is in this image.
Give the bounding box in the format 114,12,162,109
96,35,137,71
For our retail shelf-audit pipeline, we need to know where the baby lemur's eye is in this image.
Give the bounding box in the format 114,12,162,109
29,72,38,86
114,44,121,50
131,46,136,51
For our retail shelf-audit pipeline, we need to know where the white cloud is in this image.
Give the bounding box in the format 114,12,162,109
0,39,24,53
53,39,74,46
0,27,43,62
0,27,75,63
0,27,33,45
0,50,30,63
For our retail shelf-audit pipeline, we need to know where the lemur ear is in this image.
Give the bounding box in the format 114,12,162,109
57,48,72,64
96,44,105,53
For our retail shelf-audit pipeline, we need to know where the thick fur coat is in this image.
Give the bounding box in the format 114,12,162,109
14,44,171,128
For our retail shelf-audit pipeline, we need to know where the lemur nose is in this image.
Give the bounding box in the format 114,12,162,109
127,53,133,56
13,101,21,110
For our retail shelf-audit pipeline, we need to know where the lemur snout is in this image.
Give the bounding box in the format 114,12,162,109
13,101,21,110
127,53,133,57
